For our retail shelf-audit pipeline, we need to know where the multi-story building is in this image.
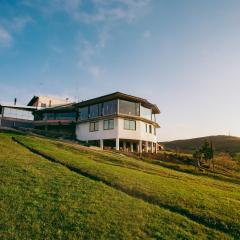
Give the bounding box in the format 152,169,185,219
75,92,160,153
32,92,160,153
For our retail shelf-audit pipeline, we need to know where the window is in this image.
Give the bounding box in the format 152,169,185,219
154,127,156,136
79,107,89,120
140,106,152,120
152,114,156,122
41,103,46,108
55,112,76,120
103,119,114,130
103,100,117,116
149,125,152,134
124,119,136,130
3,107,34,120
89,121,99,132
89,104,102,118
119,100,140,116
43,113,55,120
145,124,148,133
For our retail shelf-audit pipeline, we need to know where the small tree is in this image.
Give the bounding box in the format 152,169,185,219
193,140,214,170
193,148,203,169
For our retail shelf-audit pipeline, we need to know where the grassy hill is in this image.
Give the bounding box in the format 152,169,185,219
160,135,240,155
1,131,240,239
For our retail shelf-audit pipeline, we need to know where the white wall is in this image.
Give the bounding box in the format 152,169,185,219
76,118,119,141
76,117,157,143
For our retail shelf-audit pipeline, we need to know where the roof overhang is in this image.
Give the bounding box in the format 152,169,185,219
75,92,160,114
0,104,36,111
35,103,76,113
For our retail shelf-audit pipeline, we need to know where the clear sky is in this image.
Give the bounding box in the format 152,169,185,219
0,0,240,141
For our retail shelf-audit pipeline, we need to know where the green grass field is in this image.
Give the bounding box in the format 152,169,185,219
1,132,240,239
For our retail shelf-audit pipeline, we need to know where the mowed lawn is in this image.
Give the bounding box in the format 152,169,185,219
0,133,239,239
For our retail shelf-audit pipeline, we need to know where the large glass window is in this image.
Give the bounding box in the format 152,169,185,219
89,121,99,132
103,100,117,116
79,107,89,120
89,104,102,118
153,114,156,122
124,119,136,130
119,100,140,116
43,113,55,120
3,107,34,120
55,112,76,120
103,119,114,130
140,106,152,120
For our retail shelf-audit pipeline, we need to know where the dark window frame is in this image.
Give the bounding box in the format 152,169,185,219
89,121,99,132
124,119,136,131
149,125,152,134
103,119,114,130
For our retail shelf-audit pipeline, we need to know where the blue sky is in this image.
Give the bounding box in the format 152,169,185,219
0,0,240,141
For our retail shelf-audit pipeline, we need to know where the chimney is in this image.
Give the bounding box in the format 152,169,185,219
14,98,17,106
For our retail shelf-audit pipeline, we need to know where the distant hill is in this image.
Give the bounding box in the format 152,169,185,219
160,135,240,155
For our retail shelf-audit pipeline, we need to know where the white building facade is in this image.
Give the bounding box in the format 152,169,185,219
75,92,160,153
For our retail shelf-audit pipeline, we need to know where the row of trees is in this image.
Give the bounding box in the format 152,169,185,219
193,140,214,169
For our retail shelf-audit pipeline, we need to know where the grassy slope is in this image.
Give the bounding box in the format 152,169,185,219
0,134,230,240
160,135,240,155
13,135,240,239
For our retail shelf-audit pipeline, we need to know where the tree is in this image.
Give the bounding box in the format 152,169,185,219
193,140,214,170
193,148,203,169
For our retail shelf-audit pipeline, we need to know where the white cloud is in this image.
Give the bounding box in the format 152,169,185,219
50,45,63,54
143,30,151,39
21,0,151,23
11,16,33,32
0,26,12,47
88,65,105,78
0,16,32,49
21,0,152,76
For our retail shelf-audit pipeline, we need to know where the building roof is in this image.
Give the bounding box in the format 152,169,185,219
35,92,161,115
36,103,76,113
75,92,160,114
27,95,70,106
0,103,37,111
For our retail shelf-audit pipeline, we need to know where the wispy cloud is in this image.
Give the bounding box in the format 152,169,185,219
11,16,33,32
0,16,32,48
21,0,151,23
88,65,105,78
143,30,151,39
0,26,12,47
20,0,152,77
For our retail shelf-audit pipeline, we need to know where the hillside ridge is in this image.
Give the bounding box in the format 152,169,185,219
160,135,240,154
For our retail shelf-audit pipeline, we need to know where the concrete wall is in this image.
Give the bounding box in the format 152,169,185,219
76,117,157,143
76,118,119,141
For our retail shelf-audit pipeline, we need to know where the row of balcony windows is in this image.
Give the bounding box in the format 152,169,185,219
35,99,156,122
